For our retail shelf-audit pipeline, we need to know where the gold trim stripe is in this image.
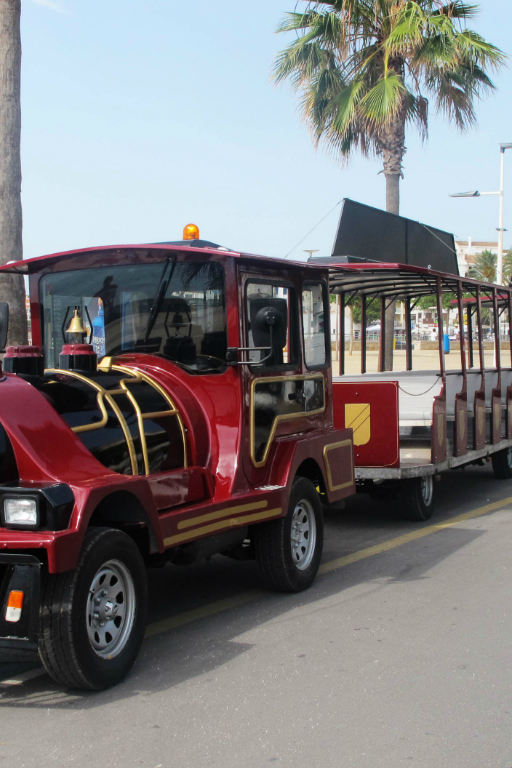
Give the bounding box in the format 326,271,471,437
177,500,268,530
46,368,140,475
164,507,282,547
142,409,178,420
46,363,188,476
113,364,188,470
323,439,354,492
250,374,325,468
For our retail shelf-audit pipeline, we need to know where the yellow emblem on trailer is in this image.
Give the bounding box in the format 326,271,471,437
345,403,371,446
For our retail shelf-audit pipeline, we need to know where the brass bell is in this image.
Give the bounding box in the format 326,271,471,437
66,308,87,336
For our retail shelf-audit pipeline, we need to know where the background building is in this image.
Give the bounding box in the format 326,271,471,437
455,238,498,277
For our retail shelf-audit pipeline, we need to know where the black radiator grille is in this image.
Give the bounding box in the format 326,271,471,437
0,563,12,608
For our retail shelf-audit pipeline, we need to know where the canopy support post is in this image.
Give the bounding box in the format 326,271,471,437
339,293,345,376
436,277,445,375
361,295,367,374
467,303,474,369
379,297,386,372
405,298,412,371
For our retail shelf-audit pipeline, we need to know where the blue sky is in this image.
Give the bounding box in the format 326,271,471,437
20,0,512,261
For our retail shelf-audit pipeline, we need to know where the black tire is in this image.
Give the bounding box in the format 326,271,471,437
39,527,148,691
398,475,435,522
254,477,324,593
491,447,512,479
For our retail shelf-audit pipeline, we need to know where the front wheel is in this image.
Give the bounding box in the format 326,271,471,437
39,527,148,690
254,477,324,593
399,475,435,522
491,447,512,479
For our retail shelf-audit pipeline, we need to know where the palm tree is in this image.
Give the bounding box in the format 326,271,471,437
504,248,512,285
467,249,497,282
467,248,512,284
273,1,505,368
0,0,27,345
274,1,505,215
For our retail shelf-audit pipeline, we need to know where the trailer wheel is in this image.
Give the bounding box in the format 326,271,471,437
399,475,435,522
491,447,512,479
254,477,323,593
39,527,147,690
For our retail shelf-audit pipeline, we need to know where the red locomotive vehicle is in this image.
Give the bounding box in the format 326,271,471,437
0,227,355,689
3,225,512,691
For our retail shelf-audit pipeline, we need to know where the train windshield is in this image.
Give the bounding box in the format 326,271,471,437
40,259,227,373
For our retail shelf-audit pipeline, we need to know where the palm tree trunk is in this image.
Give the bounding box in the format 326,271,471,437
380,112,405,370
382,172,400,370
385,172,400,216
0,0,27,346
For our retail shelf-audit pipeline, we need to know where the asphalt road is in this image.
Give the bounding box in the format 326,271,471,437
1,464,512,768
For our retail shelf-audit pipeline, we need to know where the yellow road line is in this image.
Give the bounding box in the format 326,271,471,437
0,668,46,686
319,494,512,574
145,590,265,638
147,494,512,639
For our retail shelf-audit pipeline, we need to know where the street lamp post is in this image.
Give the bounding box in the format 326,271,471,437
450,143,512,285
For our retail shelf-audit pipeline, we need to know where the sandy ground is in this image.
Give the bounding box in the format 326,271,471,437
334,347,512,374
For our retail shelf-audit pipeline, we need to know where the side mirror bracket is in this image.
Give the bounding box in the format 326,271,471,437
226,345,272,367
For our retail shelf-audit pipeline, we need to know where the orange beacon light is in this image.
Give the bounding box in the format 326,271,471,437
183,223,200,241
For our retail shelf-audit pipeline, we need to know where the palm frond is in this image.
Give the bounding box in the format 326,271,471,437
360,74,406,125
276,12,316,34
432,2,480,21
430,69,477,128
329,79,367,133
273,0,506,169
407,94,429,141
273,36,330,86
453,30,507,70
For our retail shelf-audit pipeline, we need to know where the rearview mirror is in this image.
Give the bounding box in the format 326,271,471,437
0,302,9,352
249,297,288,365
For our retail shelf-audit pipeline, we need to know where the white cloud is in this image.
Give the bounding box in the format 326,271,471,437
31,0,67,13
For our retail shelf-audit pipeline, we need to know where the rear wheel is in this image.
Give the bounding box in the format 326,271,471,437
254,477,324,592
39,527,147,690
399,475,435,522
491,447,512,479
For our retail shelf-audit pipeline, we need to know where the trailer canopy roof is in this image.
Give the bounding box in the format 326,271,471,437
328,263,512,303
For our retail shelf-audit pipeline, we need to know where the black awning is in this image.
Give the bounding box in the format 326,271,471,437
330,199,459,275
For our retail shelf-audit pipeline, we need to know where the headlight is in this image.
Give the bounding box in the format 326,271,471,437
3,498,38,526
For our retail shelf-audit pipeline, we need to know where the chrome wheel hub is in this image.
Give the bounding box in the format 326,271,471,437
421,475,434,507
290,499,316,571
87,560,136,659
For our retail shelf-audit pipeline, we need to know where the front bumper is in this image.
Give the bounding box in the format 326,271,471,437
0,553,41,651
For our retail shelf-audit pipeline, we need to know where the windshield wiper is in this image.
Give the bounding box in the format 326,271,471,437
144,257,176,343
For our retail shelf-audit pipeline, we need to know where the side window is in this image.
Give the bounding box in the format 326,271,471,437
302,282,328,368
246,282,297,368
